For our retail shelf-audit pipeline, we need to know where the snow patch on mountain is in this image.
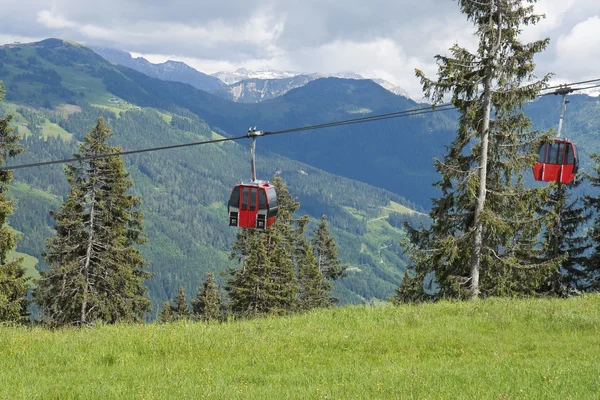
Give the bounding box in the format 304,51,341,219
212,69,416,102
212,68,301,84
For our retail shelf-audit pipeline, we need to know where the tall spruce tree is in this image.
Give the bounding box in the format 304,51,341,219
227,231,279,316
540,178,590,296
403,0,559,299
192,272,223,322
297,240,332,311
583,154,600,291
313,215,346,280
227,176,301,317
0,85,28,323
35,118,150,326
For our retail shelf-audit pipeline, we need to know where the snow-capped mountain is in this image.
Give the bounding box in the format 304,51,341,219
211,68,301,85
209,70,416,103
329,72,365,80
371,79,413,99
91,46,416,103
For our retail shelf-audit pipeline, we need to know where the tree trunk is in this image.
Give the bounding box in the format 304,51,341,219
81,184,97,324
469,71,492,299
470,1,500,299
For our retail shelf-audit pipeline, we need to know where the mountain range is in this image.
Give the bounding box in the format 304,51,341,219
92,47,414,103
91,46,226,90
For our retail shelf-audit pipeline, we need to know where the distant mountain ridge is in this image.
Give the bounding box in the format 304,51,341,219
91,46,226,91
208,71,414,103
90,46,413,103
212,68,301,84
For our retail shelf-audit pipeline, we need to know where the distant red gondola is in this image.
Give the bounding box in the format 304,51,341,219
228,182,278,229
228,128,278,229
533,139,578,184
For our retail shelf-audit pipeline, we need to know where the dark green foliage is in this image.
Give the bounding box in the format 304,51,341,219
540,179,590,296
403,0,559,300
227,232,280,316
297,240,332,311
392,269,429,304
584,154,600,291
170,286,191,320
313,215,346,280
192,272,223,322
158,301,173,324
35,118,151,326
227,176,340,317
0,260,29,323
0,83,28,323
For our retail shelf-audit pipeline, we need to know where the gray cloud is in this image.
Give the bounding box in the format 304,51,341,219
0,0,599,97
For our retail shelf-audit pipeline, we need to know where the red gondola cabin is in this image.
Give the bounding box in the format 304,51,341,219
228,182,278,229
533,140,578,184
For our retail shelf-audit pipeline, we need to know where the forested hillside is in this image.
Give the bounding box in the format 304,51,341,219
1,38,457,208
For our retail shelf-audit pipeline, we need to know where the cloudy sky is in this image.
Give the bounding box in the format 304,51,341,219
1,0,599,98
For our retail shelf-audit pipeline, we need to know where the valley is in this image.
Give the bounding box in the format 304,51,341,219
0,39,431,312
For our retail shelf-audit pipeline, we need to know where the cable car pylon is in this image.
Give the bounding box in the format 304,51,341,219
533,85,578,184
227,127,279,229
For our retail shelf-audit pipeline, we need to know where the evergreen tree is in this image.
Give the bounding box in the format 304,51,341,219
158,301,173,323
228,233,276,316
313,215,346,280
583,154,600,291
392,269,429,304
0,83,28,323
297,240,332,311
403,0,559,299
540,178,590,296
192,272,222,322
35,118,151,326
171,285,191,320
227,176,301,317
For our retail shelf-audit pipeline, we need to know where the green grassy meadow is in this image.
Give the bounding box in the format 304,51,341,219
1,296,599,399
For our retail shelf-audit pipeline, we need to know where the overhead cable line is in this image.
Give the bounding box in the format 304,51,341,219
3,78,600,171
4,134,250,170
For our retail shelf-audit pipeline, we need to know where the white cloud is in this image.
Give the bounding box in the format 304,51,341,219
555,15,600,77
36,9,78,29
35,7,285,56
520,0,577,42
0,0,598,99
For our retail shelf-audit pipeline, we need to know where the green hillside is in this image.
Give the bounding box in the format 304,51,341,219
0,39,428,310
6,250,39,283
1,296,598,399
1,38,457,208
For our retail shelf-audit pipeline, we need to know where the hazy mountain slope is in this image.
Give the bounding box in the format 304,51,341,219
208,71,414,103
212,68,300,84
208,74,318,103
92,46,225,91
108,65,457,207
